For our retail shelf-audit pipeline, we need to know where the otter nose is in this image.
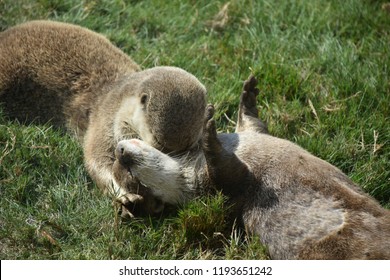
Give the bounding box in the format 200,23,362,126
116,140,144,166
115,142,133,166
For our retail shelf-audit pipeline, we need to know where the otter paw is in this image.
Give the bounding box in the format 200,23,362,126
116,192,144,206
203,117,222,155
203,104,222,154
119,204,135,219
119,193,166,218
205,103,215,124
240,75,260,118
243,74,259,95
116,192,147,219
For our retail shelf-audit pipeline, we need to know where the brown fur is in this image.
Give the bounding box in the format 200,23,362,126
114,76,390,259
0,21,207,209
0,20,139,134
204,77,390,259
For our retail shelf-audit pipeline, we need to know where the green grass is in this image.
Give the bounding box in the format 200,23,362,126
1,0,389,259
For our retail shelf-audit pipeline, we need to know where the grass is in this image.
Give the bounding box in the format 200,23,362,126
0,0,389,259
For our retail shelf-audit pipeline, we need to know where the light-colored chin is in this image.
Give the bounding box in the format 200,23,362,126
113,96,154,143
117,139,186,205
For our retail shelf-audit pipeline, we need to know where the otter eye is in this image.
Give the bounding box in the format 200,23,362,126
140,93,148,105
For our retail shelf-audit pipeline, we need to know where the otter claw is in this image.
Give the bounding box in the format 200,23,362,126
116,193,145,219
120,205,135,219
116,193,144,206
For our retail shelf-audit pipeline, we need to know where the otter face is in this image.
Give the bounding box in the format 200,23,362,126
140,67,207,153
114,67,206,154
113,94,155,144
115,139,187,205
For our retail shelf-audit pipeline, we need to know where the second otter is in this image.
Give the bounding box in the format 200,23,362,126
114,76,390,259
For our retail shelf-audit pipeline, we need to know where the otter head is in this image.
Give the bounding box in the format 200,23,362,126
134,66,207,153
114,139,192,207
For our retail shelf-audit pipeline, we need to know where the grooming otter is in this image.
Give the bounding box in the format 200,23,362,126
0,20,207,213
114,76,390,259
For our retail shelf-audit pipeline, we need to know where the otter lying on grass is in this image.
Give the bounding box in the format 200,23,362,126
0,21,207,216
114,76,390,259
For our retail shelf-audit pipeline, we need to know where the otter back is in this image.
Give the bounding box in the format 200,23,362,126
0,20,139,134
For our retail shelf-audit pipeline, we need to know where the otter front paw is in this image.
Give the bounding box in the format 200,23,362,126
112,159,145,218
117,194,144,219
115,192,165,219
203,104,223,155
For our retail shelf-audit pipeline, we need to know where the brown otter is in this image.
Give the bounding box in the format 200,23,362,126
114,76,390,259
0,20,207,214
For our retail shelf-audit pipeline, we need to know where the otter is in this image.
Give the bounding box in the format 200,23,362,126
114,76,390,259
0,20,207,215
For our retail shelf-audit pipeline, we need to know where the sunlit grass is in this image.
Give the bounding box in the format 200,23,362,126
1,0,389,259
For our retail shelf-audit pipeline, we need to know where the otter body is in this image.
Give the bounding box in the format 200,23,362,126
114,77,390,259
0,21,207,207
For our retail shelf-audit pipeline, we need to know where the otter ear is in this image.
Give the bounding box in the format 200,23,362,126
140,93,148,105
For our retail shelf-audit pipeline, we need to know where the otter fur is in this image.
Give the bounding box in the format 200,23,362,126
0,21,207,212
114,76,390,259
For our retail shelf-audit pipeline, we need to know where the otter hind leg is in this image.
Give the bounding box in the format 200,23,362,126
235,75,268,134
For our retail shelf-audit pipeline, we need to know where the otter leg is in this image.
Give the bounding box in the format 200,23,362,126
112,160,145,218
203,105,250,197
235,75,268,134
